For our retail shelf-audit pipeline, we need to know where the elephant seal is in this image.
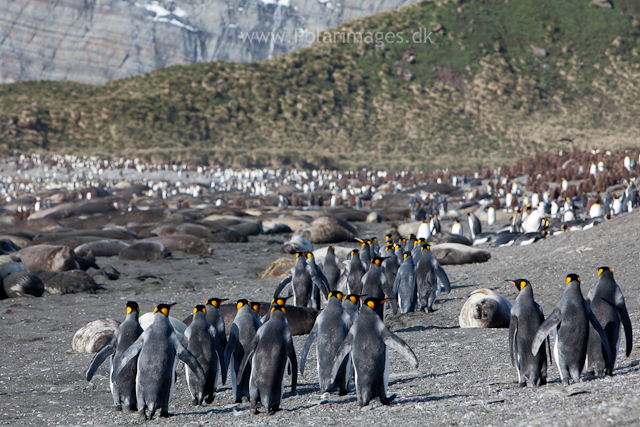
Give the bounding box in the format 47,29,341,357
427,232,473,246
182,303,318,336
34,270,102,294
119,242,169,261
295,216,357,244
0,254,26,278
0,238,21,254
2,271,45,298
17,245,80,272
72,318,120,353
430,243,491,265
75,240,131,257
149,224,177,236
282,235,313,254
459,289,512,328
143,235,212,255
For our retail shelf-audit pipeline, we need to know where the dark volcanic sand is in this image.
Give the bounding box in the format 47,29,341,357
1,212,640,426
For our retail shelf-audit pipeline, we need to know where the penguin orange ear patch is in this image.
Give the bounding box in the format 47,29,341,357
237,302,244,310
127,306,133,314
598,268,603,277
367,301,375,309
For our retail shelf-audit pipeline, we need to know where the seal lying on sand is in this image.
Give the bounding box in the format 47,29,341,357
430,243,491,265
16,245,79,272
72,318,120,353
459,288,512,328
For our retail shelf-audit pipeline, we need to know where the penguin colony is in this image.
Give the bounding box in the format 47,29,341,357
84,240,633,419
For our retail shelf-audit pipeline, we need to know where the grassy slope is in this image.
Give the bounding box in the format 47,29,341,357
1,0,639,169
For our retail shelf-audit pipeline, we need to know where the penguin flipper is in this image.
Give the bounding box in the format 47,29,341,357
614,290,633,357
85,336,116,381
300,325,318,377
209,326,227,385
531,309,561,356
273,275,292,299
307,265,330,298
381,328,418,369
433,262,451,294
223,324,239,378
330,331,354,383
586,304,613,365
173,333,207,385
111,335,144,382
237,336,259,384
286,333,298,394
508,315,517,368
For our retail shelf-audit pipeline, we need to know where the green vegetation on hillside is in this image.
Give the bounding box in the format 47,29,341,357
1,0,639,169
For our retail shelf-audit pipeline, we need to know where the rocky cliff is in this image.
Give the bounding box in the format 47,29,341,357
0,0,418,84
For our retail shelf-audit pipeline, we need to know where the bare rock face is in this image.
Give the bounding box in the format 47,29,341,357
0,0,419,84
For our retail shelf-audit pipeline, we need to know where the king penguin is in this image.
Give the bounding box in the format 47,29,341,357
238,305,297,415
183,305,226,405
205,297,228,350
467,212,482,239
321,246,342,291
507,280,548,387
532,274,612,385
330,298,418,408
224,300,263,403
86,301,143,412
393,253,417,314
111,303,206,420
585,267,633,376
415,245,451,312
343,294,364,322
300,291,353,397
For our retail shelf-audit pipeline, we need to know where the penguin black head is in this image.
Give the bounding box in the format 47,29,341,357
328,291,344,300
193,304,207,314
125,301,140,314
566,273,581,285
597,266,613,277
251,302,262,312
305,253,314,260
295,252,306,258
420,244,431,251
328,245,335,252
270,304,286,315
372,237,378,243
385,234,393,241
271,295,292,306
370,257,388,266
206,297,229,308
345,294,365,305
154,303,176,317
363,297,390,310
506,279,530,292
236,299,250,310
408,233,416,240
399,238,406,245
350,249,360,256
403,252,412,259
417,237,426,243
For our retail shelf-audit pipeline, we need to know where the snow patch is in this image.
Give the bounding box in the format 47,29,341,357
135,1,196,32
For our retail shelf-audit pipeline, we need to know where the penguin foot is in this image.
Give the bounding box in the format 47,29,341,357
562,378,570,386
160,410,170,418
380,394,396,405
339,389,348,396
250,401,259,415
191,398,199,406
583,369,595,377
519,382,527,388
604,368,613,376
113,404,123,412
205,395,215,404
321,392,331,400
138,410,147,420
539,377,547,386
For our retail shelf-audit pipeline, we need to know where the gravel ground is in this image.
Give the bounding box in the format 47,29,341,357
1,211,640,427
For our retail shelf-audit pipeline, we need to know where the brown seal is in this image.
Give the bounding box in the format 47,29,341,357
143,235,212,255
119,242,169,261
16,245,80,272
72,318,120,353
459,289,512,328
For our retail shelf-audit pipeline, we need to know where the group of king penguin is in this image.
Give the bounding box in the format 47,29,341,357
508,267,632,388
84,236,634,419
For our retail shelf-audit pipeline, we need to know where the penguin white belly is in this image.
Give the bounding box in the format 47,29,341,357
615,324,622,370
383,346,389,395
229,355,237,397
184,363,191,394
513,326,521,383
109,355,116,399
519,237,535,246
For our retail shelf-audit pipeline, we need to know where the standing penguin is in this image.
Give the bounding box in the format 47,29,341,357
183,305,226,405
532,274,612,385
330,298,418,408
111,303,206,420
205,297,228,350
585,267,633,376
429,214,441,234
393,253,417,314
224,300,263,403
343,294,364,322
273,252,329,310
415,245,451,312
362,257,396,320
339,249,367,295
467,212,482,239
300,291,353,397
417,220,432,240
321,246,342,291
86,301,143,412
238,305,297,415
451,218,463,236
507,280,548,387
487,207,496,226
